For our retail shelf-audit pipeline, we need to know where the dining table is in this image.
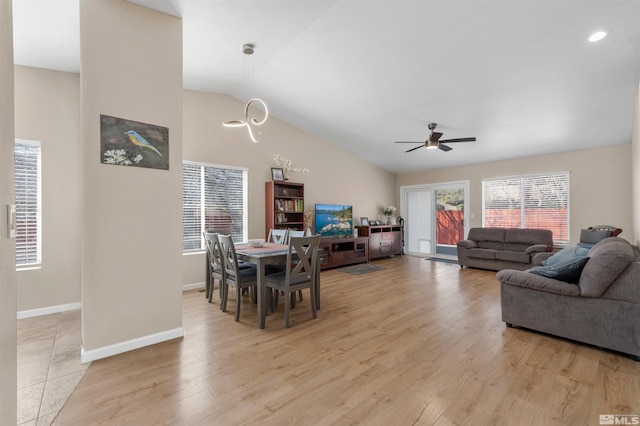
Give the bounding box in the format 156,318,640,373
228,242,324,329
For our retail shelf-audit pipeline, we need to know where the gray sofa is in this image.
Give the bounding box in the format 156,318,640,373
497,237,640,360
457,227,554,271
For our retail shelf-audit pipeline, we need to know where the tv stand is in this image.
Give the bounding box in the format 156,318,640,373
318,237,369,270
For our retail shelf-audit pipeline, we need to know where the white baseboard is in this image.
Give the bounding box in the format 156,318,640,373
182,281,205,292
17,302,81,319
81,327,185,364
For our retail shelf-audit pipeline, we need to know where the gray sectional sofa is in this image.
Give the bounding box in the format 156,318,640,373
497,237,640,360
457,227,554,271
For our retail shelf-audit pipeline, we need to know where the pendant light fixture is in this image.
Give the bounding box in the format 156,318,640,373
223,43,269,143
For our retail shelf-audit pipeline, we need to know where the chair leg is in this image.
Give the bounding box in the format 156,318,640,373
298,290,303,302
235,286,241,322
310,286,317,319
204,277,211,302
273,290,279,310
284,291,291,328
208,277,216,303
220,283,228,312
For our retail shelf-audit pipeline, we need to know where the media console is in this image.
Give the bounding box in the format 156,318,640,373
355,225,403,260
318,237,369,270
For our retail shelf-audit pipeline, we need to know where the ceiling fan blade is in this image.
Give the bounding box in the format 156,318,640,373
405,145,425,153
430,132,443,142
439,137,476,143
395,141,423,144
438,144,453,152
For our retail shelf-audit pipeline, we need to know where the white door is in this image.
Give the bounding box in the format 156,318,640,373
405,188,433,255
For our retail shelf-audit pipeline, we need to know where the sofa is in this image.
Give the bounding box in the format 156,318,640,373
497,237,640,360
457,227,554,271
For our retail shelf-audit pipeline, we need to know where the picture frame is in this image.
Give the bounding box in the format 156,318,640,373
100,114,169,170
360,217,369,226
271,167,285,181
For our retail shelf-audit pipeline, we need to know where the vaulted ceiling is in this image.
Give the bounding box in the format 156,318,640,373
12,0,640,173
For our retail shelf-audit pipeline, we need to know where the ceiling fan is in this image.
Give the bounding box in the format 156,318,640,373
395,123,476,153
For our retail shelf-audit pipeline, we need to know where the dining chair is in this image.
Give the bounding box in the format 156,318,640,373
267,228,288,244
203,231,224,303
218,234,258,321
265,235,320,328
287,230,306,302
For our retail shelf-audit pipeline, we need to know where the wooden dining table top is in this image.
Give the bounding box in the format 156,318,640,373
234,242,288,255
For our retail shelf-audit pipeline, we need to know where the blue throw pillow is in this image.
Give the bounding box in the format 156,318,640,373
529,255,590,283
542,246,590,266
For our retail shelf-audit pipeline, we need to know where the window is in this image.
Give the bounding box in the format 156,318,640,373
483,172,569,244
14,139,42,267
182,161,248,252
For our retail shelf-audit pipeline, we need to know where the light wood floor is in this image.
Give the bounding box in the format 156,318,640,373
57,255,640,425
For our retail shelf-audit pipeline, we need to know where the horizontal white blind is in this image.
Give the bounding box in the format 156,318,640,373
483,172,569,244
14,140,42,266
182,162,247,251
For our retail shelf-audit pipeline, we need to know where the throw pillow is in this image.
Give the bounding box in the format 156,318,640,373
528,256,590,283
542,246,590,266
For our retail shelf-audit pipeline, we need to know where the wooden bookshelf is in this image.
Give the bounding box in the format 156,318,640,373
265,181,304,238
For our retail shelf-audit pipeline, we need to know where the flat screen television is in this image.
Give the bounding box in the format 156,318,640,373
315,204,353,237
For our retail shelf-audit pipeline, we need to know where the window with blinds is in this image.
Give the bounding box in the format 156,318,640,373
14,140,42,267
483,172,569,244
182,162,248,252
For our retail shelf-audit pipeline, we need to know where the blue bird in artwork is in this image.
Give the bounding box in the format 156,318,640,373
124,130,162,156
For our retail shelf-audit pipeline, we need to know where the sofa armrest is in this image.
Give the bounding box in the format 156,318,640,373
531,251,555,266
525,244,552,254
497,269,581,296
457,240,478,249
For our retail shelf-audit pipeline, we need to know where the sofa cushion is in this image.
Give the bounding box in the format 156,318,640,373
505,228,553,246
466,248,496,260
497,269,581,296
528,256,590,284
468,227,505,243
579,237,635,297
495,250,530,264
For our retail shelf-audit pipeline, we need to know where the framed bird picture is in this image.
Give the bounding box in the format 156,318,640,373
100,114,169,170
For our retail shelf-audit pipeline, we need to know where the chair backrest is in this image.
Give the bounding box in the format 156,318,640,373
589,225,622,237
203,232,224,275
286,230,305,243
267,228,288,244
285,235,320,289
218,234,240,283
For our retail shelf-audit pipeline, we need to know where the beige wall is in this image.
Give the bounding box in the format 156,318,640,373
632,83,639,245
0,0,17,422
80,0,183,354
182,90,396,286
14,66,81,311
397,144,633,244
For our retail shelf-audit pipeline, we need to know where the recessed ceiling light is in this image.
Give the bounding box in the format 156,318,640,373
588,29,609,43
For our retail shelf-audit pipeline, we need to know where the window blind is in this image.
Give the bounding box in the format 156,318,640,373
483,172,569,244
14,140,42,266
182,162,247,251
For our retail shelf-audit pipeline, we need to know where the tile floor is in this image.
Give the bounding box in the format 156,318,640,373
17,310,89,426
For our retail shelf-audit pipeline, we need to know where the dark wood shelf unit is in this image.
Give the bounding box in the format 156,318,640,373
356,224,403,260
265,181,304,239
318,237,369,270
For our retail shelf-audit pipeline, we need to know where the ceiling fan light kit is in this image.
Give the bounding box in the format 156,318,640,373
395,122,476,153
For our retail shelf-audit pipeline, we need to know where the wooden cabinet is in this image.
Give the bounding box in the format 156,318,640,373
265,181,304,238
318,237,369,269
356,225,403,260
